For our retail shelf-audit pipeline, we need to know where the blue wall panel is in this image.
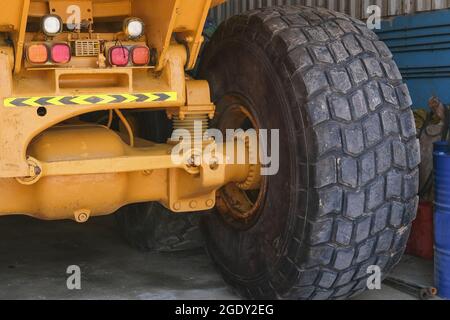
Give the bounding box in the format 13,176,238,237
377,9,450,108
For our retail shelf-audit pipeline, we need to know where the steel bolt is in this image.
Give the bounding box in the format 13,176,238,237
187,154,201,167
189,200,198,209
34,166,42,176
74,210,90,223
173,202,181,211
142,170,153,176
209,158,219,170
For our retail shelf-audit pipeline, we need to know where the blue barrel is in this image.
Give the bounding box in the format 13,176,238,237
434,141,450,299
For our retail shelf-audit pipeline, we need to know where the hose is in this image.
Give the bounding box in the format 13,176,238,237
114,109,134,147
107,109,113,128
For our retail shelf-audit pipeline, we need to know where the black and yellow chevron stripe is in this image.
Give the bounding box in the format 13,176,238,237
3,92,177,107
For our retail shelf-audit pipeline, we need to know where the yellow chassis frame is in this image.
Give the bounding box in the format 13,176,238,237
0,0,253,221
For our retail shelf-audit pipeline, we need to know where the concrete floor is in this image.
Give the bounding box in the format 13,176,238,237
0,215,438,300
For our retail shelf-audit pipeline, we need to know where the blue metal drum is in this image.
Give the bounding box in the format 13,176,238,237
434,141,450,299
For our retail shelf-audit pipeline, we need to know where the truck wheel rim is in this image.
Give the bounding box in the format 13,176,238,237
215,100,267,228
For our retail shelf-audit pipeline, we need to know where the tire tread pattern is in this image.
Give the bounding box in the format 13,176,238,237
205,5,419,300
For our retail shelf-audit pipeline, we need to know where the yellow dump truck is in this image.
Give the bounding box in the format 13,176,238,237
0,0,419,299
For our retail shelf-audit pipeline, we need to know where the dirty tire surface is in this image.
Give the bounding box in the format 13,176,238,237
198,5,419,300
116,201,203,252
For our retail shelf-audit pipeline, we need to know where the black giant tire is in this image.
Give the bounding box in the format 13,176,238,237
115,202,203,252
198,6,420,300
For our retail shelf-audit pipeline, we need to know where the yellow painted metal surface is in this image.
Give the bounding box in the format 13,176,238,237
0,124,252,220
0,1,26,31
0,0,246,219
0,44,187,178
131,0,212,71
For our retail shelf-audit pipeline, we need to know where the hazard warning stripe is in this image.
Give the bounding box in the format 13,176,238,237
3,92,177,107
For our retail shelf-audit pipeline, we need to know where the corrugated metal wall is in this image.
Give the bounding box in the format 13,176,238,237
210,0,450,22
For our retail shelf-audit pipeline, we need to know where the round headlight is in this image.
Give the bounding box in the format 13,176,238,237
124,18,144,39
41,15,63,36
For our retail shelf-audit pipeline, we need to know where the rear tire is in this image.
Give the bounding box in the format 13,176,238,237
198,6,420,300
115,202,203,252
115,111,203,252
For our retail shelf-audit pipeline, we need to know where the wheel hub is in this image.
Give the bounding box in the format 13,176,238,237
215,102,266,225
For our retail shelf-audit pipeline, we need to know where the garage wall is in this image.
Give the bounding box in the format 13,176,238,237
210,0,450,22
209,1,450,108
378,9,450,107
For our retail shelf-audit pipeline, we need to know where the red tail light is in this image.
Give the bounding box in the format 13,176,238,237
27,44,48,64
110,46,129,67
51,44,71,64
131,46,150,66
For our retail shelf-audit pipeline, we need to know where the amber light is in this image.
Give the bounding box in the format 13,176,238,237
27,44,48,64
131,46,150,66
109,46,129,67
